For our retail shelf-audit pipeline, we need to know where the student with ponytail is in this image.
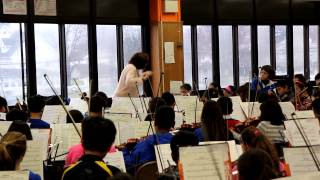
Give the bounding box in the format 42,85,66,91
0,132,41,179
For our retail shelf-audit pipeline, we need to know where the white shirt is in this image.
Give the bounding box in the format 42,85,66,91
113,64,143,97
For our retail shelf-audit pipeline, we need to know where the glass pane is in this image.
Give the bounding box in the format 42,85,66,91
123,25,142,65
275,26,287,75
238,26,252,85
197,26,213,90
0,23,24,105
258,26,271,67
65,24,89,98
183,25,192,85
35,24,61,96
293,26,304,75
309,26,319,80
219,26,233,88
97,25,118,96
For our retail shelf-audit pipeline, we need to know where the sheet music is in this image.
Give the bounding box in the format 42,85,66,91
284,119,320,146
170,81,182,94
31,129,50,142
179,143,229,180
111,97,149,114
21,141,46,179
103,151,126,172
51,123,81,160
240,102,261,118
199,140,239,162
174,96,203,112
69,98,88,114
154,144,176,173
0,112,6,120
283,146,320,175
273,172,320,179
212,96,246,122
279,102,296,119
294,110,316,119
0,171,29,180
175,112,184,128
41,105,67,124
2,0,27,15
184,111,202,124
34,0,56,16
0,121,12,135
105,112,132,122
116,121,151,145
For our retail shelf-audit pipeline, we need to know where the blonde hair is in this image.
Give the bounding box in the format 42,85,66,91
0,132,27,170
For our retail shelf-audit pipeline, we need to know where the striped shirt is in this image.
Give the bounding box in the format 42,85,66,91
257,121,286,143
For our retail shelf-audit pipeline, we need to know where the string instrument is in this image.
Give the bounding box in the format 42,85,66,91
233,117,261,133
179,122,201,132
15,97,28,112
116,136,147,151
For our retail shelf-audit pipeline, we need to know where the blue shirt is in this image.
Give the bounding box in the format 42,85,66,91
29,171,41,180
29,118,50,129
251,78,275,94
123,133,173,172
194,128,204,142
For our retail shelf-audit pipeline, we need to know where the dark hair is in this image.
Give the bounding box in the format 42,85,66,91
217,97,233,115
28,95,45,113
294,74,306,85
46,96,61,105
6,109,28,122
261,65,275,80
90,95,106,113
82,117,116,152
238,148,277,180
180,84,192,91
7,120,33,140
0,96,8,112
275,80,288,88
259,100,285,125
161,92,176,107
237,83,250,102
0,132,27,170
201,100,228,141
312,98,320,117
108,173,133,180
155,106,175,130
94,91,112,108
241,127,280,173
170,131,199,163
148,97,167,114
315,73,320,81
209,82,223,96
128,52,149,70
67,110,84,123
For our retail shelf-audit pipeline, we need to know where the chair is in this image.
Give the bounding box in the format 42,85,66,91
135,161,158,180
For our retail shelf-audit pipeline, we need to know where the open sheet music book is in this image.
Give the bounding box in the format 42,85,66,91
174,96,203,112
115,120,152,145
179,143,230,180
104,151,126,172
283,146,320,176
110,97,150,114
0,112,6,120
41,105,67,124
213,96,246,122
69,98,88,114
0,171,29,180
105,112,132,122
293,110,316,119
154,144,176,173
183,111,202,125
284,118,320,146
0,121,12,136
273,172,320,179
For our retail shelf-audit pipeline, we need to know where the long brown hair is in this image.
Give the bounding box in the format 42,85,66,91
201,100,228,141
0,132,27,170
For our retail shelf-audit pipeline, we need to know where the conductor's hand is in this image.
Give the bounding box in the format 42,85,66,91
142,71,152,80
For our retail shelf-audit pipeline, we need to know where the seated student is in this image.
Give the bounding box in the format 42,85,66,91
293,76,312,110
6,108,28,122
273,80,290,102
95,91,112,108
88,95,106,118
28,95,50,129
223,85,237,97
315,73,320,86
180,83,192,96
62,117,120,179
7,120,33,140
0,96,8,113
123,106,175,173
251,65,276,94
161,92,176,109
0,132,41,180
256,100,286,143
194,100,234,142
66,110,84,123
144,97,166,121
238,127,286,178
217,97,241,128
312,98,320,124
237,83,250,102
237,149,277,180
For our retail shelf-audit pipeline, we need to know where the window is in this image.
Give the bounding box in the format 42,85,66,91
0,23,24,105
309,26,319,80
183,25,192,85
123,25,142,65
65,24,89,98
275,26,287,75
238,26,252,85
293,26,304,75
34,24,61,96
219,26,233,88
197,26,213,90
258,26,271,67
97,25,118,96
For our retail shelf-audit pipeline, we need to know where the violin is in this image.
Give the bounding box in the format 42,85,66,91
116,136,147,151
233,118,261,133
179,121,201,132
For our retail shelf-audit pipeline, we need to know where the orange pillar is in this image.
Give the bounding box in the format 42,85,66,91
149,0,184,96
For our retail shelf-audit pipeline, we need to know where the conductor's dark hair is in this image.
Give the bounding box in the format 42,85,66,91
67,110,84,123
82,117,116,152
170,131,199,163
0,96,7,112
161,92,176,107
7,120,33,140
217,96,233,115
261,65,275,80
89,95,106,113
6,109,28,122
154,106,175,130
128,52,149,70
180,83,192,91
28,95,45,113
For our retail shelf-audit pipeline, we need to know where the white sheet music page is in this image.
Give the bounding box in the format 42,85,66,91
284,118,320,146
20,140,46,179
199,140,239,162
0,121,12,136
294,110,316,119
240,102,261,118
213,96,246,122
154,144,176,173
41,105,67,124
179,143,229,180
69,98,88,114
279,102,296,119
184,111,202,125
111,97,148,114
104,151,126,172
283,146,320,176
0,171,29,180
105,113,132,123
175,96,203,112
